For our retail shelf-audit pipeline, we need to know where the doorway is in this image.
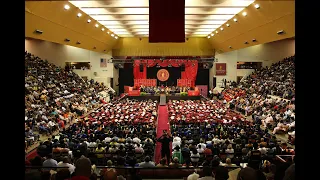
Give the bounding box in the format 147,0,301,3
213,77,216,88
237,76,243,84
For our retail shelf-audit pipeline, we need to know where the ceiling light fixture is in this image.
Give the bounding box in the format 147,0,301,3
234,18,237,22
111,34,115,37
211,34,214,36
107,31,110,34
220,28,224,31
102,28,105,31
207,36,211,38
216,31,218,33
226,24,230,27
64,5,70,10
242,12,247,16
87,19,91,23
115,36,118,39
254,4,260,9
95,24,99,28
77,13,82,17
252,39,257,42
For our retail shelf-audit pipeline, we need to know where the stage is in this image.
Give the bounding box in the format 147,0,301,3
126,94,202,102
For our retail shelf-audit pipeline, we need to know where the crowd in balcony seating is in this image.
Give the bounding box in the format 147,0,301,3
25,51,107,149
222,56,295,143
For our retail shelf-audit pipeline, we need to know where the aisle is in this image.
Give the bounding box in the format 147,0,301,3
154,105,171,164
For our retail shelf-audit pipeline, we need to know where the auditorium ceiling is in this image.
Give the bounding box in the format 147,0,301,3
69,0,255,37
25,0,295,56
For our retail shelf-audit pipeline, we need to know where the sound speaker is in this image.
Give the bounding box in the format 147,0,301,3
139,64,143,72
181,64,185,71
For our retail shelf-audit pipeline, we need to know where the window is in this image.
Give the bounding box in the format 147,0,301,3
65,62,91,70
237,62,262,70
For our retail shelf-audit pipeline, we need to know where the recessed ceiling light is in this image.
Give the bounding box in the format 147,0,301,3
111,34,114,37
254,4,260,9
226,24,230,27
102,28,105,31
242,12,247,16
77,13,82,17
115,36,118,39
207,36,211,39
107,31,110,34
87,19,91,23
233,18,237,22
210,34,214,36
64,5,70,10
216,31,218,33
220,28,224,31
95,24,99,28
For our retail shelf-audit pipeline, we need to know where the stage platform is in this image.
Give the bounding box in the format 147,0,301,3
126,94,201,102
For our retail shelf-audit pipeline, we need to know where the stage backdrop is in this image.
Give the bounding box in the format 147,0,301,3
147,66,181,86
133,59,198,86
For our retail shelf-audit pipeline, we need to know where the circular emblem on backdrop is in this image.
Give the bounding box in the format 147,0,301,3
157,69,170,81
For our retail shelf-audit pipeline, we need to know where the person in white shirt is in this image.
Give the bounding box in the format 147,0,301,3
132,135,141,144
225,144,234,159
190,149,200,164
57,156,75,174
43,154,58,169
212,136,220,145
173,134,181,143
172,138,181,150
197,144,204,154
258,144,268,155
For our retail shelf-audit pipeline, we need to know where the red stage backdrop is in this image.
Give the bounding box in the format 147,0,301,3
149,0,185,42
133,59,198,86
216,63,227,76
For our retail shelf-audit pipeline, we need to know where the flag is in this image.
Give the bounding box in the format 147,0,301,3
100,58,107,67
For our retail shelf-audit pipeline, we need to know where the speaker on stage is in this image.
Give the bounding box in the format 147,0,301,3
139,64,143,72
181,64,185,71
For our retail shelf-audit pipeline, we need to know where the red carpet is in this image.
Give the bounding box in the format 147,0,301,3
155,105,171,164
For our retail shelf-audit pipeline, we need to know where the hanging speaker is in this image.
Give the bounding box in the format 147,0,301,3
181,64,185,71
139,64,143,72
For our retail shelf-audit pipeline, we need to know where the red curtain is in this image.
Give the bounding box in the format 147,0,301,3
133,59,198,86
133,60,147,79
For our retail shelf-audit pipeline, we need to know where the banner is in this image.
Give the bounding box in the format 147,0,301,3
216,63,226,75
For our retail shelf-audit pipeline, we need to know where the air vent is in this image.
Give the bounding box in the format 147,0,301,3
64,38,70,42
76,41,81,44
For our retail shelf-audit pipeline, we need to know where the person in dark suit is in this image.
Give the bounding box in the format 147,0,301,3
157,130,173,165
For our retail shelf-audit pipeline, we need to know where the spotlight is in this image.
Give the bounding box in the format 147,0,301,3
64,5,70,10
254,4,260,9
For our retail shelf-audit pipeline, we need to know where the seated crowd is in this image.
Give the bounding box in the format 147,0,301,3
25,52,107,149
25,55,295,180
221,56,295,144
139,85,192,95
